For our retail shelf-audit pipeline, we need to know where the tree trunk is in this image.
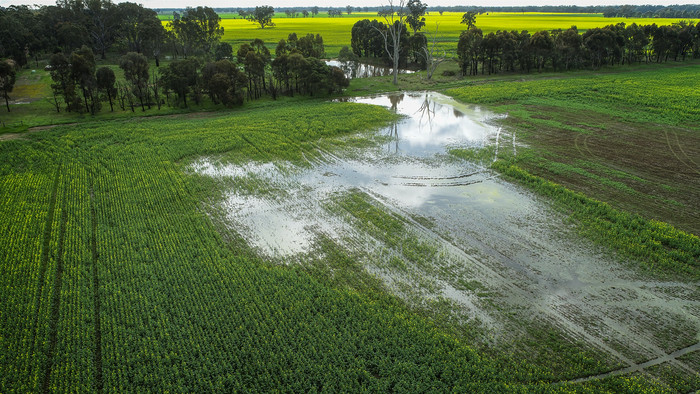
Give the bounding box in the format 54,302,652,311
107,90,113,112
392,36,399,85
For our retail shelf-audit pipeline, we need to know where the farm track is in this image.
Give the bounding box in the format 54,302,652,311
569,342,700,385
41,177,68,394
27,163,61,381
90,181,104,394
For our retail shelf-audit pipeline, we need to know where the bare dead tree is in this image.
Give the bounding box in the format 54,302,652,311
420,23,449,80
375,0,408,85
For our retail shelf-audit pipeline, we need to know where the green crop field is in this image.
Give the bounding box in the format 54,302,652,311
160,12,691,57
2,97,674,391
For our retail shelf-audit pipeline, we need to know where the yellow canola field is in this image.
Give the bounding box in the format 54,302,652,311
205,12,689,56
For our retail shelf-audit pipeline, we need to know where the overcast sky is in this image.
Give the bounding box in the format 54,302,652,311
1,0,695,9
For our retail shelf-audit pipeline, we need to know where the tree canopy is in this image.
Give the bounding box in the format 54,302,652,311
247,6,275,29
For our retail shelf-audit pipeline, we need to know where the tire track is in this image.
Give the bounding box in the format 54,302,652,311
392,170,484,181
672,130,699,170
360,187,638,366
27,163,61,381
665,130,699,175
41,177,68,394
568,342,700,385
90,181,104,393
582,134,596,158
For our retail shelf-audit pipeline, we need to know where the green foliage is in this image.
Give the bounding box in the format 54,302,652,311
167,6,224,57
247,5,276,29
0,60,16,112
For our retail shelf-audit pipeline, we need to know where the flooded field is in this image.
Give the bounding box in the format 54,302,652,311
191,92,699,386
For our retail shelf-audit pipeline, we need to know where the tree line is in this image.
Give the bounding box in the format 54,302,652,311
603,5,700,19
0,2,349,114
457,21,700,76
0,1,235,68
45,34,347,115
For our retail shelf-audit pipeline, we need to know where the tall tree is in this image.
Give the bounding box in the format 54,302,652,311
530,30,553,71
85,0,119,59
70,45,99,113
119,52,149,111
96,66,116,111
419,23,447,79
457,28,483,76
48,52,81,112
375,0,409,85
160,58,199,107
460,11,477,30
169,6,223,57
0,61,16,112
201,60,247,106
406,0,427,34
0,6,42,66
247,6,275,29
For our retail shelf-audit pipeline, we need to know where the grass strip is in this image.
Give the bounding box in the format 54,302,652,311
492,160,700,281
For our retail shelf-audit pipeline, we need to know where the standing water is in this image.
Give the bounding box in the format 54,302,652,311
326,60,415,79
191,91,699,382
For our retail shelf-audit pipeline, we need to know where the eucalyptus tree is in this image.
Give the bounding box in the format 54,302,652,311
247,6,275,29
70,45,99,113
0,60,16,112
96,66,116,111
375,0,408,85
460,11,477,29
406,0,427,34
169,6,223,57
119,52,149,110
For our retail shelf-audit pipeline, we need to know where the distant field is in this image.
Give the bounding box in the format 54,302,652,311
160,12,692,57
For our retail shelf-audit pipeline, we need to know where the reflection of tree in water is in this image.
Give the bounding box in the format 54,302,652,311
388,93,404,112
386,93,404,154
453,108,464,118
416,94,436,133
332,61,413,79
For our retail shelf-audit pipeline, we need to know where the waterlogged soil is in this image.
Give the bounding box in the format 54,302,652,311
191,91,699,385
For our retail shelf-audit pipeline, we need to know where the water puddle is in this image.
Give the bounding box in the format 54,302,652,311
192,92,503,256
326,60,415,79
191,91,700,383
